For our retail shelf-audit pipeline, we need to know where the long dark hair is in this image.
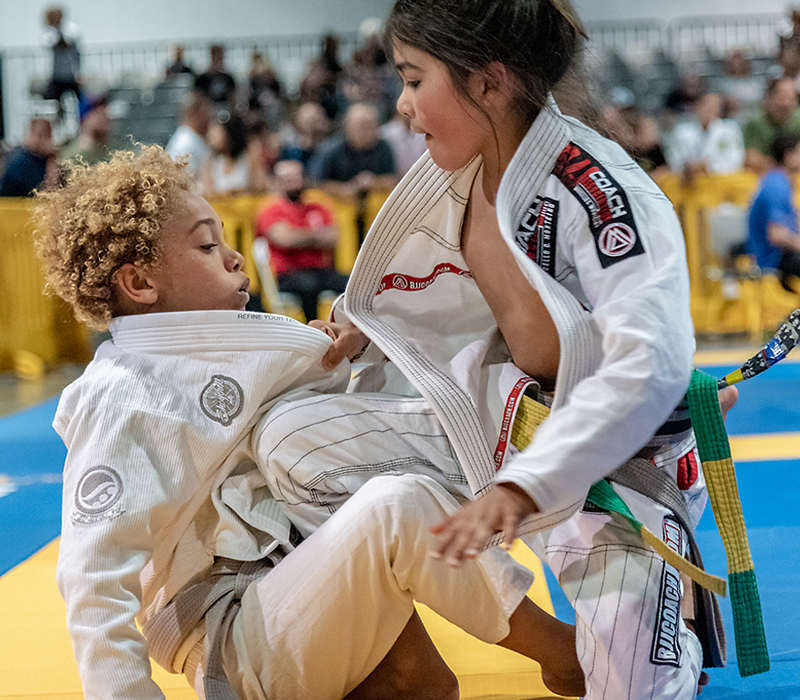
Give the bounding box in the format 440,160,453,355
384,0,587,124
218,112,248,160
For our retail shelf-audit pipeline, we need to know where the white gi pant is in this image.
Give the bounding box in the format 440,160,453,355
256,393,470,537
527,484,703,700
258,394,704,700
209,473,533,700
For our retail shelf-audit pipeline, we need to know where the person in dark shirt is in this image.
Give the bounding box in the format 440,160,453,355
300,34,346,121
312,103,398,246
312,103,397,199
165,44,194,80
278,101,331,170
0,118,58,197
41,6,82,122
195,45,236,109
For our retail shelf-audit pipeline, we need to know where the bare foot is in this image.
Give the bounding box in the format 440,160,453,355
541,664,586,698
537,625,585,698
698,670,710,694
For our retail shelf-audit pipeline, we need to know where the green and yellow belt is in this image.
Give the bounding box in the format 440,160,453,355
510,368,769,677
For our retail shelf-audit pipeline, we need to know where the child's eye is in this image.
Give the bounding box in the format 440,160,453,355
201,243,218,251
405,80,420,89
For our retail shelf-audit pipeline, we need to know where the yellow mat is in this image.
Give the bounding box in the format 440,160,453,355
0,539,568,700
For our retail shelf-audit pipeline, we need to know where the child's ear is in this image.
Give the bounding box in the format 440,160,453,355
479,62,516,110
115,263,159,306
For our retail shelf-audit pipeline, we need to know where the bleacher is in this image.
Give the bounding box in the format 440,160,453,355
2,12,800,377
0,14,787,145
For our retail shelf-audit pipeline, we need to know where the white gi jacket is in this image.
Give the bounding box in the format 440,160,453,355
337,99,695,527
54,310,349,700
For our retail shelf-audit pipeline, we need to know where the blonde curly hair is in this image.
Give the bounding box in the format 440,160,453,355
33,145,194,329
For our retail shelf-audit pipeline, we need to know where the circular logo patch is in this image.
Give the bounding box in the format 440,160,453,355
74,466,123,522
200,375,244,426
599,223,637,258
392,275,409,290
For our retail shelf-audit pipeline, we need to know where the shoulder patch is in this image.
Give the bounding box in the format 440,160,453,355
516,196,559,277
200,375,244,426
554,143,645,268
72,466,124,525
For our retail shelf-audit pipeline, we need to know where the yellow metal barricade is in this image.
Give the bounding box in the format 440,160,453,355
0,199,91,375
657,171,799,340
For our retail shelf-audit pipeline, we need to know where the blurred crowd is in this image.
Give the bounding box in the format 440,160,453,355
598,7,800,185
0,10,422,204
5,6,800,297
10,7,800,192
8,8,800,197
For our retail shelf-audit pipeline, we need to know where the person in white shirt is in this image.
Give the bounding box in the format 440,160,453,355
166,92,212,182
667,91,745,178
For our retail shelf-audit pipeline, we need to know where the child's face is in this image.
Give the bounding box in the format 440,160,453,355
147,192,250,313
394,41,490,172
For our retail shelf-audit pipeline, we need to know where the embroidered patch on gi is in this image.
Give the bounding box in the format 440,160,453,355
598,222,637,258
376,263,473,295
553,142,645,268
650,515,684,667
662,514,683,555
676,450,699,490
516,196,559,277
72,466,124,525
200,375,244,426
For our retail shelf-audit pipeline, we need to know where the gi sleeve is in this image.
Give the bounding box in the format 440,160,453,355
498,182,695,513
56,401,190,700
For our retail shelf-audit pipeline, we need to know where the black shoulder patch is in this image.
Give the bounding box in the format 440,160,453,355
516,196,559,278
553,143,645,268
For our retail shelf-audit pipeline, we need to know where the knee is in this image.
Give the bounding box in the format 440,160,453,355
352,474,452,528
337,475,450,550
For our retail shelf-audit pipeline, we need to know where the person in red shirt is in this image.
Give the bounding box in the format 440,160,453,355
255,159,348,320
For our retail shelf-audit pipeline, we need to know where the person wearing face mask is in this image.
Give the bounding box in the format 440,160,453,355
255,159,348,321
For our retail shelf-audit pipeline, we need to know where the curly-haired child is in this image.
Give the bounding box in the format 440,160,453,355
35,146,583,700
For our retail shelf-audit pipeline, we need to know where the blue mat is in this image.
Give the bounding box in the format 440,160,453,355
544,458,800,697
701,362,800,435
2,360,799,698
545,362,800,698
696,457,800,696
0,398,64,575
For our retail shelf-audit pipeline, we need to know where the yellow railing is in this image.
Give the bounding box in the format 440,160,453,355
5,174,798,377
657,172,799,340
0,199,93,376
0,189,390,375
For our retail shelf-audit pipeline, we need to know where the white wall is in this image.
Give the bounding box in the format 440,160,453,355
573,0,789,23
0,0,395,49
0,0,793,49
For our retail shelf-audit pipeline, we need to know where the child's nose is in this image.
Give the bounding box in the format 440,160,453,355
397,90,413,120
227,247,244,271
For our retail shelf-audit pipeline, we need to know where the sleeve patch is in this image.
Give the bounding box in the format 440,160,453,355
72,466,125,525
554,142,645,268
516,196,559,278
